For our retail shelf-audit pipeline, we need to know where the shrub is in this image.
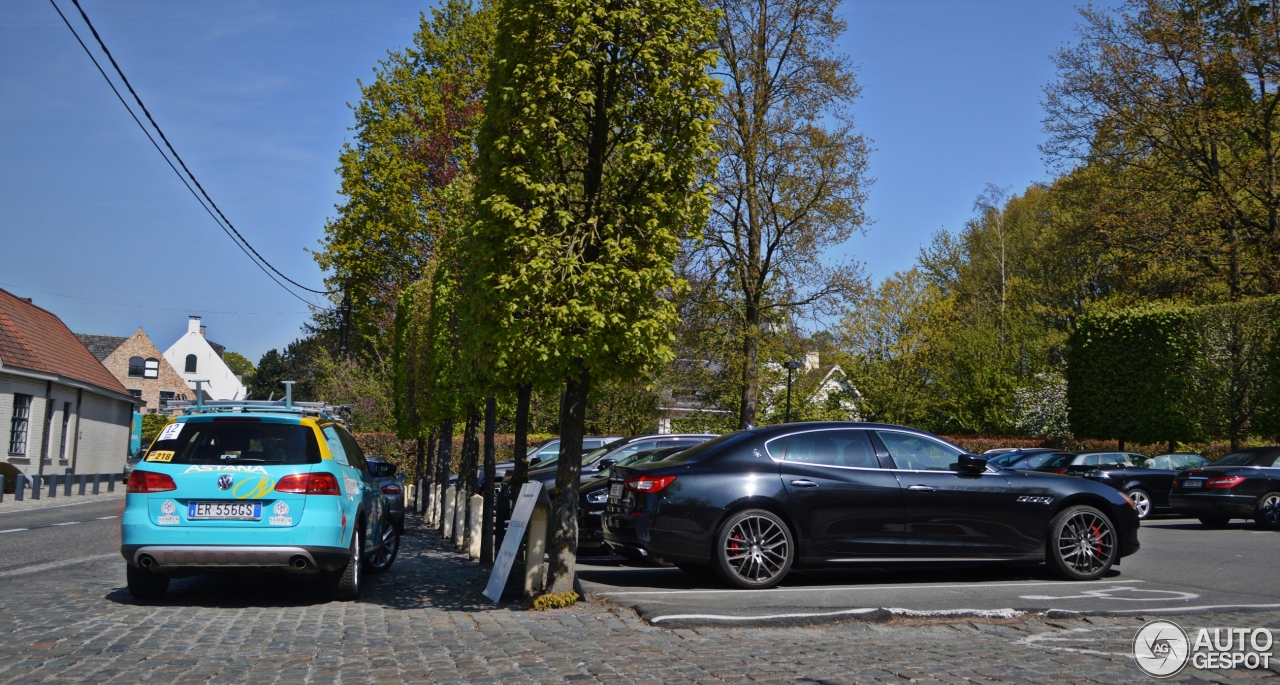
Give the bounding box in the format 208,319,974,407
528,591,578,610
0,463,20,494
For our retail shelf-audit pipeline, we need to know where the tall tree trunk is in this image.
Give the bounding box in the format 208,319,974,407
739,298,761,428
414,435,426,514
511,383,532,491
424,429,437,518
481,397,497,564
435,418,454,533
546,364,590,595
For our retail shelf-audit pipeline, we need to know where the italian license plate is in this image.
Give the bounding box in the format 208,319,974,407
188,502,262,520
609,482,624,499
1182,480,1203,489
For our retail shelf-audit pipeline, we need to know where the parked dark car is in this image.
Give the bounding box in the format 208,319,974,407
526,434,715,486
1169,447,1280,528
578,446,689,555
366,456,406,532
1060,451,1210,520
983,448,1061,470
603,422,1141,589
457,436,622,489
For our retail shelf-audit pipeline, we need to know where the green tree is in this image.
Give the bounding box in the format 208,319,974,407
316,0,496,357
222,351,255,387
1044,0,1280,301
693,0,871,428
470,0,719,594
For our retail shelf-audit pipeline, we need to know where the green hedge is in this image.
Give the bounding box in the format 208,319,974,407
1067,297,1280,444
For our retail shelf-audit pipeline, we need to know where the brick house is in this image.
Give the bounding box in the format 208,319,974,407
76,329,191,414
0,288,138,476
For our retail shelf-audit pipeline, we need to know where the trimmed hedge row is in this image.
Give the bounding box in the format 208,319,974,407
1067,297,1280,445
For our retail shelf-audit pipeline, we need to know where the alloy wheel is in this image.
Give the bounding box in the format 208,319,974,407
1056,509,1115,576
1259,493,1280,528
1127,490,1151,519
723,514,789,585
367,522,399,573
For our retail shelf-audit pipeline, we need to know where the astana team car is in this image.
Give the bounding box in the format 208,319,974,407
120,394,399,600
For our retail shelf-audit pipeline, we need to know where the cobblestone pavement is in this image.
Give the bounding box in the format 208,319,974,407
0,516,1275,684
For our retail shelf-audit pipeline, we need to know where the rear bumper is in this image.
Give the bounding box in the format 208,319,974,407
1169,493,1256,518
121,544,349,573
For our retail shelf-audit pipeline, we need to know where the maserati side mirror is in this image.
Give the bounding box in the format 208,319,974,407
956,453,989,472
596,458,617,471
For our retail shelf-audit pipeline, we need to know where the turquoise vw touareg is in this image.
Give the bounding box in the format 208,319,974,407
120,393,399,600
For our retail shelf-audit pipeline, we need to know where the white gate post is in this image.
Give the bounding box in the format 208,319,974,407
441,487,456,538
468,494,484,561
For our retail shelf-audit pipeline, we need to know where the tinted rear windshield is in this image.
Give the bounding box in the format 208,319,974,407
147,420,321,465
657,432,743,465
1215,451,1277,467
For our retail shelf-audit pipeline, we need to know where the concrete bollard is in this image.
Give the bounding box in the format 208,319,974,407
441,487,456,538
468,494,484,561
48,474,57,498
0,475,5,503
31,475,40,500
433,485,443,526
107,474,115,492
453,491,466,547
14,474,25,502
63,473,72,497
78,473,86,495
524,500,549,596
92,473,100,495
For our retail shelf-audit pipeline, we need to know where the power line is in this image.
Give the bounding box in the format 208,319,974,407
45,0,324,311
50,0,337,307
0,281,309,316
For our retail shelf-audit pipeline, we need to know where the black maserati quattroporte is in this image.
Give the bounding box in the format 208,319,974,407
602,423,1141,589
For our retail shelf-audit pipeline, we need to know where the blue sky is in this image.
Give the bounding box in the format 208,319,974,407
0,0,1114,362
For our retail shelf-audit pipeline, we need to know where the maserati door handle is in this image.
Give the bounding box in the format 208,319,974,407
907,484,936,492
789,479,819,488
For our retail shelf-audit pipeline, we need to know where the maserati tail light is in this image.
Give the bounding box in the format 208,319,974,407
625,475,676,493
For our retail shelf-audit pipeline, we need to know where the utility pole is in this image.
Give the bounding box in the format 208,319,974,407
783,361,801,423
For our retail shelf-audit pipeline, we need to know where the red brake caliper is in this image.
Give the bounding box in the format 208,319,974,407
1090,524,1101,554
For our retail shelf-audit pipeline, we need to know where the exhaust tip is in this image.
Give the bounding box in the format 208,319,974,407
289,555,309,570
138,554,155,569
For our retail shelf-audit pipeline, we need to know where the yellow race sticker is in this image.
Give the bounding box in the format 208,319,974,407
146,450,175,463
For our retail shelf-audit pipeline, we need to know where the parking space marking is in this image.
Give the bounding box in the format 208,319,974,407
595,578,1144,596
649,606,1026,624
1051,602,1280,615
1019,586,1199,601
0,529,27,534
52,522,81,526
94,516,118,520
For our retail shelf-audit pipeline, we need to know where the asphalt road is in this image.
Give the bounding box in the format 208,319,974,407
0,498,123,576
578,516,1280,626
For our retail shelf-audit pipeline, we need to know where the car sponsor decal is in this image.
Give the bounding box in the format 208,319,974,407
183,465,269,475
232,477,275,500
158,500,180,525
342,475,360,500
146,450,175,463
157,422,183,442
269,500,292,526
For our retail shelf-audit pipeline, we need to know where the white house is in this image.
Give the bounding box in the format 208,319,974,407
162,316,247,401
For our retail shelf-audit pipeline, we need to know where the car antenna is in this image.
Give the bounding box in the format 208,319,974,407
281,381,296,410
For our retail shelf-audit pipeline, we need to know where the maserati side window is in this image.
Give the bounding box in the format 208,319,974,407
782,430,878,468
876,431,962,471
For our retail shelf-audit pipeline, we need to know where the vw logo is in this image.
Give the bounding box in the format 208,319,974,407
217,475,234,490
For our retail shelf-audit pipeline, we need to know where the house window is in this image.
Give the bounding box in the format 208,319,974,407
59,401,71,458
128,356,145,377
144,358,159,379
128,389,144,407
8,394,31,455
184,354,197,373
159,390,175,411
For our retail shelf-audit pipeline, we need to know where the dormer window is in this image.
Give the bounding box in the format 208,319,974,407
128,356,145,378
185,354,197,373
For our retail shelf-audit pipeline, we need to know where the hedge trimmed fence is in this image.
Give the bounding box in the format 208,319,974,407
1067,296,1280,448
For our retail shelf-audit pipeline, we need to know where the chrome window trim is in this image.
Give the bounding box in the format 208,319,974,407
763,427,885,470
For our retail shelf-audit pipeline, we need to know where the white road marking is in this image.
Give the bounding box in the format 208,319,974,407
649,606,1025,624
596,578,1143,596
1020,586,1198,602
0,554,117,580
94,516,118,520
1049,602,1280,615
52,522,81,526
0,528,28,534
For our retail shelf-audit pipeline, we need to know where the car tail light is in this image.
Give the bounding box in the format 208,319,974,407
1055,469,1068,474
380,483,403,495
625,475,676,493
1206,475,1245,489
275,473,341,495
127,470,176,493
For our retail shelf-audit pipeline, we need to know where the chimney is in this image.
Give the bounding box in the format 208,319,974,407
187,316,202,334
804,350,820,372
200,326,207,338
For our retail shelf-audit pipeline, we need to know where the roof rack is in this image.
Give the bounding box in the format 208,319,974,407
169,381,347,422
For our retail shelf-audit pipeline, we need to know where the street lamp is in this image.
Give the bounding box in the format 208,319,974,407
783,361,802,423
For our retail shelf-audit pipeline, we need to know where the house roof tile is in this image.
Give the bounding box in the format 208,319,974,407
74,333,129,362
0,289,132,398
